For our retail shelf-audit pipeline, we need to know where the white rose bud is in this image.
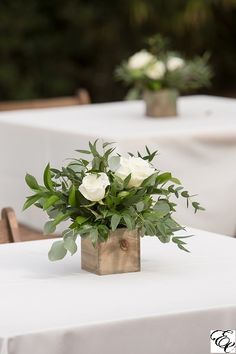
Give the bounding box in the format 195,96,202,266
146,60,166,80
167,56,185,71
115,157,155,188
128,50,155,70
79,173,110,202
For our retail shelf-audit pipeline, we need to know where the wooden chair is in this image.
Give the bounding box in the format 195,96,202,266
0,208,59,243
0,208,20,243
0,88,91,111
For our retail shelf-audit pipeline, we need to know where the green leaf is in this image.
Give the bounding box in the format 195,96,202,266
103,141,115,149
172,236,192,252
111,214,121,231
25,174,40,190
122,194,143,207
153,200,170,216
170,177,181,185
89,228,99,244
177,244,190,252
75,216,88,225
69,185,77,207
144,220,156,236
141,172,158,187
145,146,151,155
192,201,205,213
181,191,190,198
62,229,74,237
64,237,77,255
98,225,109,241
44,221,56,234
23,194,42,210
75,149,91,154
53,212,71,226
123,173,132,188
44,211,71,234
123,214,133,230
89,140,99,157
136,201,144,212
117,191,130,199
156,222,167,237
43,163,53,190
156,172,172,184
48,240,67,261
43,195,60,210
47,208,60,219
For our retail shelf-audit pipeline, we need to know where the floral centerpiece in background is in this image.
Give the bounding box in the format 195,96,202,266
24,140,204,275
116,35,212,117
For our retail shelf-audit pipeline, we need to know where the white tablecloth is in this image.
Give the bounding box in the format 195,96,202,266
0,228,235,354
0,95,236,235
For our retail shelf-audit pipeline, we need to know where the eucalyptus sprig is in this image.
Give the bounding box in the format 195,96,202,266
24,140,204,261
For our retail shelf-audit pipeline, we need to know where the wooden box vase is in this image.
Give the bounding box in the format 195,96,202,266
81,228,140,275
144,89,178,118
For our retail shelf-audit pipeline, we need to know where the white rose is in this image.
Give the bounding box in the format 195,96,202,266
128,50,155,70
79,173,110,202
115,157,155,188
167,56,185,71
146,60,166,80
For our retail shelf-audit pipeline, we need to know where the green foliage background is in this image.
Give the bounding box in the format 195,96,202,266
0,0,235,102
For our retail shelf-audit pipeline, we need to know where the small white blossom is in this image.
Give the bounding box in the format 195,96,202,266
128,50,155,70
146,60,166,80
79,173,110,202
167,56,185,71
115,157,155,188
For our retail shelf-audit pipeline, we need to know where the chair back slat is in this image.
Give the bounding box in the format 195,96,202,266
0,89,90,111
0,219,12,243
18,224,59,241
0,208,60,243
0,208,19,243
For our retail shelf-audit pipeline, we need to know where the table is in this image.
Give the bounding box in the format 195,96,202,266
0,228,235,354
0,95,236,235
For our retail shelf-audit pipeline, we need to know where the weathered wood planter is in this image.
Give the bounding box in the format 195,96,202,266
81,228,140,275
144,89,178,118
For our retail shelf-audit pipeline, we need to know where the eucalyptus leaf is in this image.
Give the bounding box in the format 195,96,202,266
136,201,144,212
123,214,134,230
64,237,77,255
108,156,120,171
153,200,170,216
111,214,121,231
44,221,56,235
48,241,67,261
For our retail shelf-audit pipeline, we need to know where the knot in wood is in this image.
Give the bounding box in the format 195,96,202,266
119,239,129,251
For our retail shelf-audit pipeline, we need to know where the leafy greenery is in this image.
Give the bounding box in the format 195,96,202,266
24,140,204,261
116,34,212,98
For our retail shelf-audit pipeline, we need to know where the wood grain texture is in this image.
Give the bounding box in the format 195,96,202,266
144,89,178,117
0,207,19,243
0,207,60,244
18,224,60,242
0,88,90,111
81,228,140,275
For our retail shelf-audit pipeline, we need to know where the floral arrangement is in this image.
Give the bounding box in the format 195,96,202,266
23,141,204,261
116,35,212,99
